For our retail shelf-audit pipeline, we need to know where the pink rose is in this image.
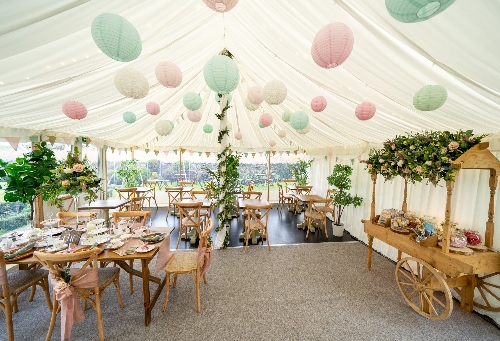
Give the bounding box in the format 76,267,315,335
62,180,70,186
416,165,423,172
403,168,409,173
73,163,84,172
368,164,373,169
391,144,396,150
448,141,459,150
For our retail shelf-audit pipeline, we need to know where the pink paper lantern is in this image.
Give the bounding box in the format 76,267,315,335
248,86,264,105
62,101,87,120
355,102,376,121
203,0,238,12
259,112,273,127
155,61,182,88
269,139,276,147
187,110,202,122
278,130,286,138
311,22,354,69
234,131,242,140
311,96,327,112
146,102,160,115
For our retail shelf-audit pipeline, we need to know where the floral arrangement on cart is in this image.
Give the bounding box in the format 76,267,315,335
46,147,102,223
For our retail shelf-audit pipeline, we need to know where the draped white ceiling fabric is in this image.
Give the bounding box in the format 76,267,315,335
0,0,499,153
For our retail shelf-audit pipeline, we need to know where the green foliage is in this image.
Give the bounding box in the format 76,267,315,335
2,142,58,220
116,159,141,187
364,130,486,185
290,159,313,185
327,164,363,226
0,211,30,232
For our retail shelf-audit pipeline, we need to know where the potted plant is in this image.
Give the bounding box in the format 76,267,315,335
327,164,363,236
116,159,141,187
290,159,313,186
2,142,59,224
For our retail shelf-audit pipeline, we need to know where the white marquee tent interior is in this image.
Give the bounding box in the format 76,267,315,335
1,0,500,325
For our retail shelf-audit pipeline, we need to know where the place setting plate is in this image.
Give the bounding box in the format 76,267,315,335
42,227,66,236
87,227,109,235
80,235,111,246
136,244,155,253
40,218,61,226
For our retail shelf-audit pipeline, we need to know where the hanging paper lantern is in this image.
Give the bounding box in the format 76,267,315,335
269,139,276,147
282,111,292,122
311,22,354,69
146,102,160,115
355,102,376,120
204,55,239,94
62,101,87,120
155,61,182,88
91,13,142,62
259,112,273,127
123,111,136,124
311,96,327,112
155,121,173,136
203,0,239,12
244,98,259,111
413,85,448,111
248,86,264,105
278,130,286,138
203,124,213,133
215,92,232,104
258,123,265,128
183,92,202,110
385,0,456,23
290,111,309,130
167,120,174,129
187,110,202,122
264,80,287,105
297,124,311,134
114,68,149,99
234,131,242,140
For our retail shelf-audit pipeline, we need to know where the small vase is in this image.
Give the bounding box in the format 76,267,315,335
73,195,80,226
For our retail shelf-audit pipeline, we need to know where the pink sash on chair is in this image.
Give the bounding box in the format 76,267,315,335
153,234,173,274
198,246,213,277
50,268,98,341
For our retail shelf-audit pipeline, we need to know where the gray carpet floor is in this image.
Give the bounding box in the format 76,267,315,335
3,242,500,341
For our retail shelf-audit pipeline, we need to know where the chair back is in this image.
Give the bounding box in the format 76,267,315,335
311,198,332,215
241,191,262,200
166,187,183,205
296,185,313,195
115,187,137,200
198,218,214,249
57,211,98,226
112,210,150,225
326,189,336,199
179,181,194,188
0,250,14,341
177,201,203,232
244,204,272,231
277,183,284,197
191,190,211,200
246,181,254,192
284,179,297,191
58,194,74,212
129,195,146,211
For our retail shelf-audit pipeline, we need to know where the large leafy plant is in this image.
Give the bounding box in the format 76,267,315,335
327,164,363,226
290,159,313,185
116,159,141,187
2,142,58,221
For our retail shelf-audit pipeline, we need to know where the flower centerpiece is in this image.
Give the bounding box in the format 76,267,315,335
46,147,102,219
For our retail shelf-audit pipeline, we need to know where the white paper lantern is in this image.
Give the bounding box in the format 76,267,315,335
264,80,287,105
278,130,286,138
114,68,149,99
269,139,276,147
155,120,173,136
244,98,259,111
247,86,264,105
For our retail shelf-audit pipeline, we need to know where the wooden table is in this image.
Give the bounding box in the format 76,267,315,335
8,227,174,327
78,199,130,227
293,194,325,230
238,198,270,244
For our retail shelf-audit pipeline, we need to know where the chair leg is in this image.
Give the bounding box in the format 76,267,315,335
266,230,271,251
45,295,59,341
11,293,19,313
162,273,171,312
203,273,208,284
41,277,53,311
95,294,105,341
4,295,13,341
196,270,201,313
28,284,36,302
128,260,134,294
113,275,125,308
323,218,329,239
244,229,249,253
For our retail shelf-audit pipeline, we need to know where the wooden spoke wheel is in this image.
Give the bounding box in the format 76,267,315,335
395,257,453,320
474,272,500,312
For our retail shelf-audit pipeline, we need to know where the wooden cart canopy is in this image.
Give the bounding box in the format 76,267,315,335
451,142,500,173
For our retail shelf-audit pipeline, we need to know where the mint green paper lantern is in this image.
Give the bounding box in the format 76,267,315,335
282,111,292,122
215,92,232,104
204,55,239,94
290,111,309,130
123,111,136,124
91,13,142,62
385,0,456,23
183,92,202,110
167,120,174,128
203,124,213,133
413,85,447,111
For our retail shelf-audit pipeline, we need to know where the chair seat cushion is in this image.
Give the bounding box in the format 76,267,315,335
3,269,49,295
166,252,197,273
245,220,266,231
181,217,201,226
305,211,325,220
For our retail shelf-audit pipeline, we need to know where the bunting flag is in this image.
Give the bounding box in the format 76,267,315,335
272,151,276,156
336,157,338,162
5,137,20,151
294,150,298,155
244,153,248,158
63,137,73,145
325,156,327,161
357,155,362,161
173,149,177,155
286,151,290,155
351,158,354,165
205,152,211,157
145,149,150,154
198,152,202,156
46,136,56,145
118,148,122,154
176,118,180,124
279,151,283,156
110,147,115,153
103,145,108,151
154,150,159,156
340,159,343,163
85,138,91,147
180,114,184,120
241,75,246,83
93,142,100,149
29,136,39,143
164,151,169,157
251,153,256,158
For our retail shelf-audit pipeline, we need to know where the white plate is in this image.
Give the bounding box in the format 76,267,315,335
136,244,155,253
40,219,60,226
36,238,59,247
87,227,109,235
45,244,67,253
119,233,133,240
42,227,65,236
80,235,111,246
105,241,125,250
12,238,30,247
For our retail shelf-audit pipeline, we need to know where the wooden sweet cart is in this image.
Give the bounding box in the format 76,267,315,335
363,142,500,320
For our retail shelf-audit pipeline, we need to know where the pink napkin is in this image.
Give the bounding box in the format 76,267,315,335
198,246,213,277
153,234,173,274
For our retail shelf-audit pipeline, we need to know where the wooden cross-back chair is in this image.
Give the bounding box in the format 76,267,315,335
243,203,273,252
129,195,146,211
277,183,294,211
241,191,263,229
56,211,98,226
1,251,52,341
58,194,74,212
304,198,331,239
191,190,214,220
115,187,137,211
246,181,254,192
163,218,214,313
34,248,124,341
175,201,204,249
165,187,183,217
179,180,194,188
142,180,158,209
283,179,297,192
316,189,336,216
293,186,313,215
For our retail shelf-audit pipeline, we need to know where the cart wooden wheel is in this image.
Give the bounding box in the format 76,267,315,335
395,257,453,320
474,272,500,311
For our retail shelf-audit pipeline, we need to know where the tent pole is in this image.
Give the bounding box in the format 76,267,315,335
267,151,271,201
179,149,182,184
